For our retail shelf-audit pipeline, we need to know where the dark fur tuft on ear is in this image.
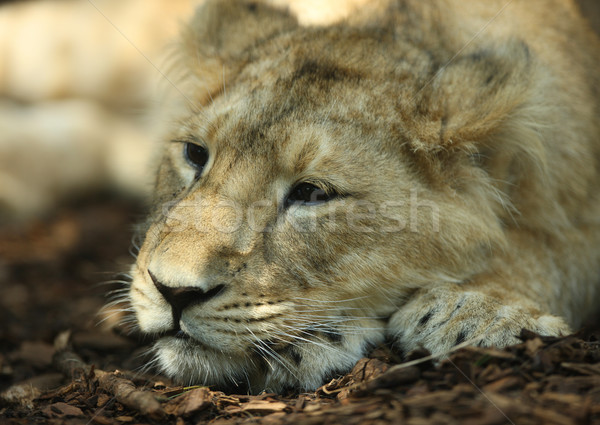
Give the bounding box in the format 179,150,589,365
175,0,297,105
185,0,297,62
405,40,534,152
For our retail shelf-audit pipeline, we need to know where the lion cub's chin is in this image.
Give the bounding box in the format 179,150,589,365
153,329,385,393
153,338,258,392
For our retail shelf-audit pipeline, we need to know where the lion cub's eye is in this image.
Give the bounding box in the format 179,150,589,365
184,143,209,173
285,182,337,207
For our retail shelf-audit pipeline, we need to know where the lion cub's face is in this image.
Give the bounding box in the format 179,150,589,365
128,0,508,392
131,68,415,391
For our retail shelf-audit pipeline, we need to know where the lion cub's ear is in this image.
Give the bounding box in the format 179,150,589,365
177,0,297,105
405,41,535,153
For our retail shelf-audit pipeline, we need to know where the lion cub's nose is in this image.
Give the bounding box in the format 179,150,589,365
148,270,225,331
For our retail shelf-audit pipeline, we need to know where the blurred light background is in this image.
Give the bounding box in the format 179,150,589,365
0,0,198,221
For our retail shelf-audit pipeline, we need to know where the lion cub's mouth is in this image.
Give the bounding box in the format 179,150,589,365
164,329,191,340
155,330,204,348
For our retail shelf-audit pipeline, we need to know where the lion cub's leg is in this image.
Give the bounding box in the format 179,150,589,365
388,232,574,355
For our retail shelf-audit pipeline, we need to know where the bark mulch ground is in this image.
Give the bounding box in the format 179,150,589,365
1,196,599,425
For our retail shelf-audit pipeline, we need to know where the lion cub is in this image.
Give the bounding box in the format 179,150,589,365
127,0,600,392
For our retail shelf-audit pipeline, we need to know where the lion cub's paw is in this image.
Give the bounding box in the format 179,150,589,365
389,285,571,356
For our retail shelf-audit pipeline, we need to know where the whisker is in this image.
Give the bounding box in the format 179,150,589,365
247,327,299,380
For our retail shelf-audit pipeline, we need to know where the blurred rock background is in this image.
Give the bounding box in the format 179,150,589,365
0,0,598,221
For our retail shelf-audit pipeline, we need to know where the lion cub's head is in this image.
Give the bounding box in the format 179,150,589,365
129,0,533,392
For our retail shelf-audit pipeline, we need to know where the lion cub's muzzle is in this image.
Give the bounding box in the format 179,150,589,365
148,269,226,337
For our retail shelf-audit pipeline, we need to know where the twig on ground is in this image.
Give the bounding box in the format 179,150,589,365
52,332,165,420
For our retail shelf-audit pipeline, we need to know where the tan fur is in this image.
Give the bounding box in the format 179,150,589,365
128,0,600,392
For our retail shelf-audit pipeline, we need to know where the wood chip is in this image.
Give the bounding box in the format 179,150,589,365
241,400,289,414
560,362,600,375
164,387,212,416
482,376,522,393
42,402,84,418
364,365,420,391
